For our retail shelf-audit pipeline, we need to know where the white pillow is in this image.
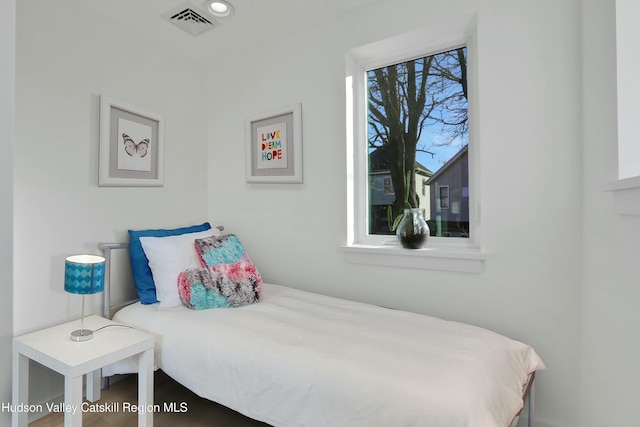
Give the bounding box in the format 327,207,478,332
140,228,222,309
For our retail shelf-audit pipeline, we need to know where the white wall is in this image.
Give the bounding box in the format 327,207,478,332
206,1,582,426
14,0,209,411
1,0,16,425
580,1,640,425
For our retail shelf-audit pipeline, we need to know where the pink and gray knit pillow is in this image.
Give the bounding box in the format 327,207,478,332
177,234,262,310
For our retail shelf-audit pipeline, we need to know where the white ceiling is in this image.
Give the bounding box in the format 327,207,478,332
84,0,381,65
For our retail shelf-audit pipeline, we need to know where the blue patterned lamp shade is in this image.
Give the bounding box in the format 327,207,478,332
64,255,105,295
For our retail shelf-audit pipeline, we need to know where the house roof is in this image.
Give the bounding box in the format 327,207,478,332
369,149,433,177
425,145,468,184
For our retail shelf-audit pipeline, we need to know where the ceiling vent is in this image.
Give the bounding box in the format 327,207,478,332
163,4,217,37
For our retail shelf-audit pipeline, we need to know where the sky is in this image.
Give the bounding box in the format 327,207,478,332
415,134,468,174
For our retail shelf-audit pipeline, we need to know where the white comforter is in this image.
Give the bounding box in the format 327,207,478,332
106,283,544,427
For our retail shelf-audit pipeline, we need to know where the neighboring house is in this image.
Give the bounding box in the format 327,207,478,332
425,145,469,237
368,149,432,234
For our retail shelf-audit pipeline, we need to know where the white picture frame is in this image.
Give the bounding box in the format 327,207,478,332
99,96,164,187
246,103,302,183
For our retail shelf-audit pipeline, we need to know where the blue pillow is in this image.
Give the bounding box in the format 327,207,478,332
129,222,211,304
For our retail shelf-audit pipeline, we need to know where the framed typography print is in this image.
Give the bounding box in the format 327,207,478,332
99,96,164,186
246,103,302,183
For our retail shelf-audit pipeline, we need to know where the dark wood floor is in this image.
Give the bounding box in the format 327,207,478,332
30,370,271,427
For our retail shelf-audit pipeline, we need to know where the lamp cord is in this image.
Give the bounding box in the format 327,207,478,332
92,324,134,333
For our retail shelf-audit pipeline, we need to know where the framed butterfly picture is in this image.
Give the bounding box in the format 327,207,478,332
99,96,164,186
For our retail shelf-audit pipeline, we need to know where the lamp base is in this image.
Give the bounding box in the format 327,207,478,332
70,329,94,342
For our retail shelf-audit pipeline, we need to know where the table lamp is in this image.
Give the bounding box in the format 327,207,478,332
64,254,105,342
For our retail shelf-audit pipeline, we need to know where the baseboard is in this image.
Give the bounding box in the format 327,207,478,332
25,373,130,423
26,393,64,423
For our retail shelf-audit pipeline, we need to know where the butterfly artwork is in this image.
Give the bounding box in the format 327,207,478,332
100,98,164,186
116,117,153,172
123,133,150,158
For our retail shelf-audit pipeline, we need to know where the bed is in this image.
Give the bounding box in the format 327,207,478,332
98,224,545,427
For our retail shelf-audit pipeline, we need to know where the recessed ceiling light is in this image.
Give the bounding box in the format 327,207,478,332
204,0,234,18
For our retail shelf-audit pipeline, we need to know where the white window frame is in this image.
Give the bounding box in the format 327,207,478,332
603,0,640,215
344,20,485,273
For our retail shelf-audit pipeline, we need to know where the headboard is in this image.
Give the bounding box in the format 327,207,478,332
98,242,138,319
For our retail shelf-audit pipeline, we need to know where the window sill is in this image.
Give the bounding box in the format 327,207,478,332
603,176,640,215
343,244,486,273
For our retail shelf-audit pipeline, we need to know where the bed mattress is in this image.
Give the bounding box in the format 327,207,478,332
105,283,544,427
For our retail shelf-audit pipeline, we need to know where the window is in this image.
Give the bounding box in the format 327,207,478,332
383,177,393,195
616,0,640,181
439,186,450,210
366,47,469,238
345,24,484,272
603,0,640,216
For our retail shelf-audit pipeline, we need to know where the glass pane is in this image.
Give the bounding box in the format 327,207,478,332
367,46,469,238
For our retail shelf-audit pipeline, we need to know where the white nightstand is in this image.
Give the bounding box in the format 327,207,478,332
12,315,154,427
